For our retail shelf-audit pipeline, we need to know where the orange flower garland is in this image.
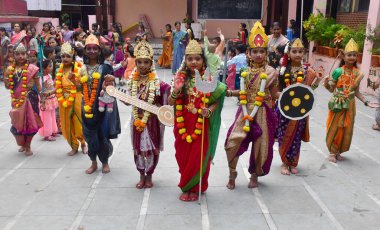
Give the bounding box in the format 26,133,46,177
131,71,157,131
81,71,101,119
55,63,82,108
175,87,211,144
8,64,28,108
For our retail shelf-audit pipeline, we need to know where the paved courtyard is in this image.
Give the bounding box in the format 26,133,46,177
0,68,379,230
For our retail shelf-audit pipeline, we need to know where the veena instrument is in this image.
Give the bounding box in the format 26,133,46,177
106,85,174,126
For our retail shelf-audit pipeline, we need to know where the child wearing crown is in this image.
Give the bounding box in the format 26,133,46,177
324,39,374,163
79,35,121,174
169,40,226,202
123,40,171,189
4,43,42,156
224,21,280,189
56,42,87,156
276,38,323,175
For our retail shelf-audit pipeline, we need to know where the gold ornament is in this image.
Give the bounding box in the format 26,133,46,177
248,21,269,49
185,40,202,55
85,34,100,46
61,42,74,56
14,43,27,52
344,38,359,53
291,38,304,48
134,40,154,60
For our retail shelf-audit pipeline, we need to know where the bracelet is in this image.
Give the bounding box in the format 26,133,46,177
311,83,318,90
226,90,232,97
364,101,369,106
171,91,179,99
206,108,212,118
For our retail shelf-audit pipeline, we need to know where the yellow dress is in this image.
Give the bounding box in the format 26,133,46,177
58,71,85,150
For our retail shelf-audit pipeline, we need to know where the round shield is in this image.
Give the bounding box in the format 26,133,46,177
278,84,316,120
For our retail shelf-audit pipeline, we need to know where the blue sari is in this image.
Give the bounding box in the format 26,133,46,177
171,30,187,74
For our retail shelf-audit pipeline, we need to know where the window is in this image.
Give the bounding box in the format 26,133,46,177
358,0,370,12
338,0,352,12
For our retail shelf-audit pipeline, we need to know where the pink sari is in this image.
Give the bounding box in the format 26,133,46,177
11,31,26,46
9,64,42,135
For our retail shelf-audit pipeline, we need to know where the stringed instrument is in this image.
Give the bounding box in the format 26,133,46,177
106,85,174,126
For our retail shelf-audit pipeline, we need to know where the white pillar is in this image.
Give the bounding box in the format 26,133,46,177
360,0,380,91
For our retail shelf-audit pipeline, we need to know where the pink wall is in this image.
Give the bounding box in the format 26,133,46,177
288,0,297,22
115,0,187,39
115,0,268,39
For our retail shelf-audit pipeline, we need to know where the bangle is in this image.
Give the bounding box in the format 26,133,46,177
311,83,318,90
364,101,369,106
226,90,232,97
171,91,179,99
206,108,212,118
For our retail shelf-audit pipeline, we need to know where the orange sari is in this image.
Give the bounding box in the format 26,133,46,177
326,66,363,154
157,31,172,68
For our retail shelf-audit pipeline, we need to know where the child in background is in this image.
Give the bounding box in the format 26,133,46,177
38,59,58,141
75,47,84,63
123,45,135,80
28,50,38,66
113,42,125,85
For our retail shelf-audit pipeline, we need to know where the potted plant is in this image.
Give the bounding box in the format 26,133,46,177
370,47,380,67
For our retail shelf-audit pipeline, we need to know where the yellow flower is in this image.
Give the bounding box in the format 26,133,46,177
186,135,192,143
80,76,88,83
22,84,27,88
92,72,101,79
22,77,27,80
56,89,63,94
198,109,202,114
10,90,14,93
179,128,186,134
15,104,19,108
22,70,27,73
239,90,246,95
85,113,94,119
56,80,62,85
10,82,14,85
84,105,92,112
202,97,209,104
21,92,26,96
68,97,75,102
9,66,14,71
19,99,24,103
70,90,77,94
58,96,64,101
254,101,262,107
176,105,183,110
197,117,204,123
243,126,250,132
241,71,248,78
56,73,62,77
9,75,13,78
259,73,268,79
12,98,15,102
240,100,247,105
62,101,68,108
194,129,202,135
176,116,184,123
257,91,265,97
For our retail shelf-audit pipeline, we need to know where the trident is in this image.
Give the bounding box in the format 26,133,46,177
194,68,218,204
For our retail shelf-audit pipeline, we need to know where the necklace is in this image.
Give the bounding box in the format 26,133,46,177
56,63,81,108
130,70,158,132
239,67,268,132
284,65,306,87
81,65,100,119
341,65,356,96
175,70,211,143
8,63,28,108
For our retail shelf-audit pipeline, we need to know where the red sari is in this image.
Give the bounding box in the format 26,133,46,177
174,81,226,193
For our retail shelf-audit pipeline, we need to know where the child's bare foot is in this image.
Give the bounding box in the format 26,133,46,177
189,192,199,201
67,149,78,156
81,144,88,154
85,161,98,174
290,166,299,174
336,154,344,161
281,164,291,175
102,163,110,174
179,192,190,201
329,154,337,163
25,147,33,156
136,174,145,189
18,146,26,152
248,174,258,188
145,175,153,188
226,172,237,190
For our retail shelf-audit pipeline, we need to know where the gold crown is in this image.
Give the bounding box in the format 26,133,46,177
185,40,202,55
291,38,304,48
85,34,100,46
248,21,269,48
134,40,154,60
14,43,26,52
344,38,359,53
61,42,74,56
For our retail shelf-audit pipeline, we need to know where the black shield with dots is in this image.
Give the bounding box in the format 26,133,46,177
279,84,315,120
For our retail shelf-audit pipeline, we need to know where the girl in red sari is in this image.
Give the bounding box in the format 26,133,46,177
169,40,226,202
4,43,42,156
